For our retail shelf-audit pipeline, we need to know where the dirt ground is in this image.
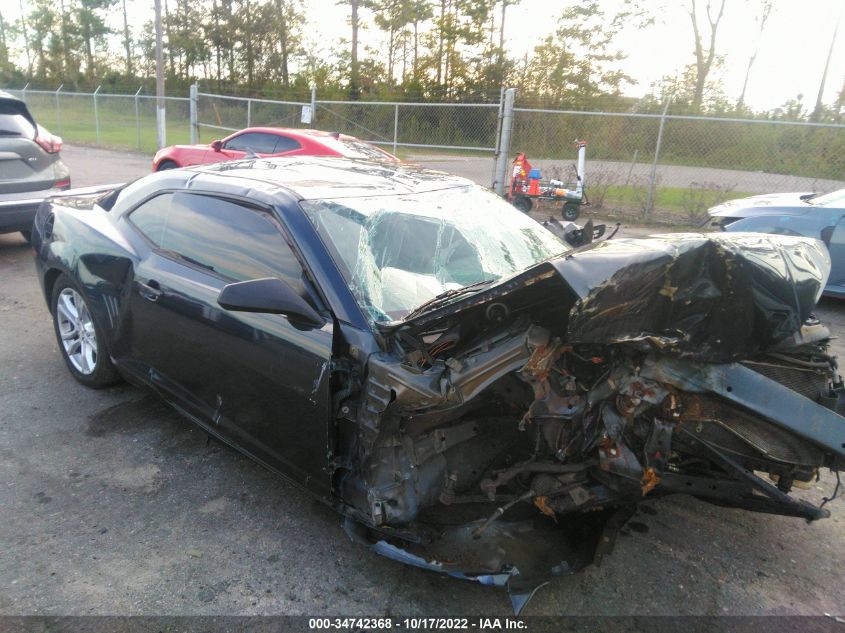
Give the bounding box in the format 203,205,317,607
0,145,842,617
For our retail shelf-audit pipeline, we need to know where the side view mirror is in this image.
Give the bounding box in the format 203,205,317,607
217,277,323,327
211,140,223,152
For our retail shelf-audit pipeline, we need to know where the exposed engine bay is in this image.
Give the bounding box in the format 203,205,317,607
330,232,845,606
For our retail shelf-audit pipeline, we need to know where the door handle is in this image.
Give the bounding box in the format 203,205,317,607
138,279,162,302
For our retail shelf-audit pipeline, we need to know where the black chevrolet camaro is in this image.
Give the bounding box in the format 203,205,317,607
32,157,845,610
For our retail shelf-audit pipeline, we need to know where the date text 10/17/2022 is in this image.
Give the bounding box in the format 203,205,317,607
308,617,528,630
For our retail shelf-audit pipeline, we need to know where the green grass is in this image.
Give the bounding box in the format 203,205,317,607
25,96,492,159
394,145,494,159
24,95,503,159
599,184,753,214
528,183,755,227
23,96,192,154
61,115,192,153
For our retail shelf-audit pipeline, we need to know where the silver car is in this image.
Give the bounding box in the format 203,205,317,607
0,90,70,241
710,188,845,297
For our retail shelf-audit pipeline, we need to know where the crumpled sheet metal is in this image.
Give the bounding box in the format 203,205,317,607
343,519,547,614
342,513,611,614
552,232,830,361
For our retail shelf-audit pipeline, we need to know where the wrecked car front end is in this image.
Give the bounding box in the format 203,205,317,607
303,188,844,607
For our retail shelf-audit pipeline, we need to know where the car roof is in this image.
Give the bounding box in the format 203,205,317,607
185,155,474,200
222,127,398,160
232,127,357,141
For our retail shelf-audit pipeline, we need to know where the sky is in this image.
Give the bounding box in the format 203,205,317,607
303,0,845,110
3,0,844,111
604,0,845,110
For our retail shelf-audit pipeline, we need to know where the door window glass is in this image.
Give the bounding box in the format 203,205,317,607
0,102,36,137
128,192,305,293
224,132,279,153
728,214,829,239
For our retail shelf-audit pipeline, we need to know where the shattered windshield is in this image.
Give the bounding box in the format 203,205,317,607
301,185,567,322
337,139,397,161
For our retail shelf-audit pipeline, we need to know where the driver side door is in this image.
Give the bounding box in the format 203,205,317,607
121,191,335,494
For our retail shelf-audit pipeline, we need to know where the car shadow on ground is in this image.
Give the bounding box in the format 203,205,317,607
0,233,30,249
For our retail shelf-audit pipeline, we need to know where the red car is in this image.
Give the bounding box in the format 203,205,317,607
152,127,398,171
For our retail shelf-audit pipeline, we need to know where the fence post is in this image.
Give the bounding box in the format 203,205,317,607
93,85,102,144
156,97,166,150
247,99,252,127
491,86,505,190
624,149,638,187
55,84,63,135
135,86,143,149
645,100,670,218
493,88,516,196
190,83,199,144
310,86,317,128
393,104,399,156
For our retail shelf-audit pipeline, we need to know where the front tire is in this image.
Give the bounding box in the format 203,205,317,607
51,275,120,388
156,160,179,171
512,196,533,213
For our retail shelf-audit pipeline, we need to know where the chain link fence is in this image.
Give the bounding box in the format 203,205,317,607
313,101,500,155
5,87,191,154
512,107,845,224
193,94,500,157
4,83,844,225
196,92,308,137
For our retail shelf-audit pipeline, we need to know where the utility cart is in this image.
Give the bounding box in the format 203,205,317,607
506,140,587,221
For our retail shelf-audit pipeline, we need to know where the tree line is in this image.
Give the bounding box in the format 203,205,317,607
0,0,843,121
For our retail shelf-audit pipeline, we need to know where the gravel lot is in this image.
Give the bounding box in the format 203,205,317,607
0,145,843,617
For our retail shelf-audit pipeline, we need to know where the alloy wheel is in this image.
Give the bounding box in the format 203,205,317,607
56,288,98,375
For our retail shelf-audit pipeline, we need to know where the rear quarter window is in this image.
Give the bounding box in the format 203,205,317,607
0,102,36,138
272,135,302,153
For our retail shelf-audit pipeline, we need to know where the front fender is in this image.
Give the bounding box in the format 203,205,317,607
640,355,845,466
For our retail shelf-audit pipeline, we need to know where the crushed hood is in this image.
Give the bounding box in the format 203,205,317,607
403,232,830,363
553,232,830,361
400,232,830,362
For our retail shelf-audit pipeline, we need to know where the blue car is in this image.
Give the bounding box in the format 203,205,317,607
710,188,845,297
